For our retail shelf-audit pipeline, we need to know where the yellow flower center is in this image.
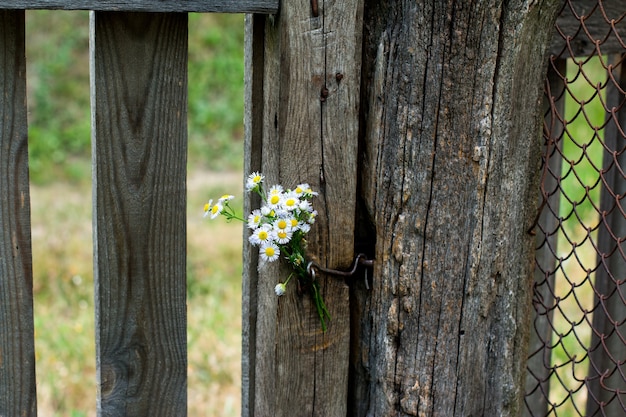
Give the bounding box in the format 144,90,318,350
278,231,287,239
277,219,288,230
203,203,209,212
253,175,261,183
290,218,298,227
270,195,280,205
211,205,220,214
285,198,296,207
258,230,268,240
265,247,275,257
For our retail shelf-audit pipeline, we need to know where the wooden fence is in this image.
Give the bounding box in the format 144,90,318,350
2,0,623,416
0,2,277,415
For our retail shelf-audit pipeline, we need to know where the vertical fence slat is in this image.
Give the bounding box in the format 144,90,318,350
242,12,265,417
525,58,566,416
90,11,188,416
586,53,626,416
244,1,363,415
0,9,37,417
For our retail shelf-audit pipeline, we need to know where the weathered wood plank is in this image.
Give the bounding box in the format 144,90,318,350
0,10,37,417
586,53,626,416
549,0,626,57
243,0,363,415
90,11,187,416
358,1,561,416
242,12,265,417
0,0,278,13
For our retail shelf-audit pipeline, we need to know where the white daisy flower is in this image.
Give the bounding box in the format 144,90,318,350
268,184,283,196
247,209,262,229
246,172,264,191
267,191,283,209
274,228,293,244
282,192,300,211
249,224,273,246
218,194,235,203
260,242,280,262
288,217,299,229
273,218,290,231
294,183,310,197
204,199,224,219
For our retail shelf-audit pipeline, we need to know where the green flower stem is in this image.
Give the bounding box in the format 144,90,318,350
279,237,330,331
221,203,245,222
311,280,331,332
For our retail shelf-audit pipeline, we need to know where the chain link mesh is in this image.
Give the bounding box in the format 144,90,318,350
525,1,626,416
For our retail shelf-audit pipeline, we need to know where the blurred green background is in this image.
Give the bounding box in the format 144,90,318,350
27,11,244,184
26,11,244,416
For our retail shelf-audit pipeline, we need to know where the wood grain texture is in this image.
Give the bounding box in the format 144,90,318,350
243,0,364,415
0,0,278,13
0,10,37,417
357,1,561,416
242,13,264,417
90,11,187,416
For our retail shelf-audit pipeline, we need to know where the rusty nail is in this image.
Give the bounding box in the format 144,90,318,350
311,0,319,17
320,86,329,101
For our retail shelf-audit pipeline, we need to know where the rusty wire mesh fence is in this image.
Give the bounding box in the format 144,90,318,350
525,1,626,416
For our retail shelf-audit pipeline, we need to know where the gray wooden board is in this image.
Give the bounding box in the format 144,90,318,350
357,1,561,415
0,9,37,417
242,12,265,417
91,11,188,416
243,0,363,415
0,0,278,13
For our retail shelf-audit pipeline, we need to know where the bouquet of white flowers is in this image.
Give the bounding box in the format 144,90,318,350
204,172,331,331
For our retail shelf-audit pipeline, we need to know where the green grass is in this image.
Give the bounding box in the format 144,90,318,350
25,10,245,416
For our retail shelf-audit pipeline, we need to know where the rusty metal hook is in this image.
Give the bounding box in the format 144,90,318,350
307,253,374,289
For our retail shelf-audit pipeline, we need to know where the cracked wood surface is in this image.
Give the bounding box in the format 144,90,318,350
354,1,562,416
